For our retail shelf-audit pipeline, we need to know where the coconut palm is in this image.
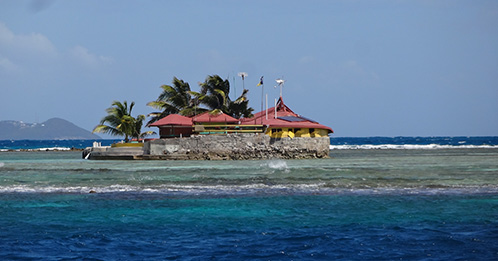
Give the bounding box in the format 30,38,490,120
93,101,154,142
191,75,253,118
228,88,253,119
133,114,156,140
147,77,202,125
193,75,230,112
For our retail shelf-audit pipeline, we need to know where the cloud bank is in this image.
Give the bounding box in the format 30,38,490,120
0,22,111,74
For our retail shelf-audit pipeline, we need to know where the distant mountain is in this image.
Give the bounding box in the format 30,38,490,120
0,118,101,140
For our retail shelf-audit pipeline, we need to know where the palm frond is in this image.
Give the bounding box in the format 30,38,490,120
92,125,123,136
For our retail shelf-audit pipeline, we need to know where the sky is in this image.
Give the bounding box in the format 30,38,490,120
1,0,497,137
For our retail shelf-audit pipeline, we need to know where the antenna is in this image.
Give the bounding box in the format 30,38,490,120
275,77,285,97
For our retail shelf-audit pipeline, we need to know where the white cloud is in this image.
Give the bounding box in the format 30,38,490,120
69,45,113,66
0,56,19,73
17,32,57,55
0,22,14,43
0,22,112,74
0,22,56,56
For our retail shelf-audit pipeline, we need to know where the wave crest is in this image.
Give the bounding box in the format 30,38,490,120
330,144,498,150
2,184,497,196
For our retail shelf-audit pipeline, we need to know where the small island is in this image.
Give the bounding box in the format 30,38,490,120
84,75,333,160
0,118,101,140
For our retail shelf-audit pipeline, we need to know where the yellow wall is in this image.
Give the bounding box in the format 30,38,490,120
314,129,329,137
266,128,329,138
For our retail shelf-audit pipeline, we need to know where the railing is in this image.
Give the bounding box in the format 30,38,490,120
195,124,264,135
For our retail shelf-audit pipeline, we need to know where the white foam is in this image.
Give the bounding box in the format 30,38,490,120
0,147,73,152
32,147,72,151
266,160,289,170
0,183,324,194
1,183,497,195
0,184,137,194
330,144,498,150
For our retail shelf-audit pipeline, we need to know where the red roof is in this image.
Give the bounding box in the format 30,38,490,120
240,97,333,133
192,111,239,124
149,114,193,127
150,98,333,134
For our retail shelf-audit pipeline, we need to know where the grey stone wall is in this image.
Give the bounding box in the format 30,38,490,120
142,133,330,160
83,146,144,160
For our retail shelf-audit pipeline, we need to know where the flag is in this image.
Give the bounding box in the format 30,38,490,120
257,76,264,86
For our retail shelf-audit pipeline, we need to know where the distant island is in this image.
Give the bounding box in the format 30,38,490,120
0,118,101,140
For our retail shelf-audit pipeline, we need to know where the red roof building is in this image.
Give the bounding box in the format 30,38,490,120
150,98,332,138
240,97,333,138
150,114,193,127
150,114,193,138
192,111,239,124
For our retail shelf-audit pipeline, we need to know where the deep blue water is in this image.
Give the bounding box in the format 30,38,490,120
1,193,497,260
1,136,497,151
0,137,497,259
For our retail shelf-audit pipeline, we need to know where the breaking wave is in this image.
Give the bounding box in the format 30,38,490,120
330,144,498,150
329,136,498,150
2,183,497,196
264,160,289,171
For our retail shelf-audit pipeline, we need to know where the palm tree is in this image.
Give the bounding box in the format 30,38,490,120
194,75,231,112
93,101,154,142
228,88,253,119
147,77,202,125
133,114,156,140
191,75,253,118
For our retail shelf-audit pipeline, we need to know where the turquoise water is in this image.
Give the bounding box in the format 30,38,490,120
0,146,497,259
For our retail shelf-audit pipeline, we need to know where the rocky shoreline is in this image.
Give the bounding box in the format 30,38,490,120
84,134,331,160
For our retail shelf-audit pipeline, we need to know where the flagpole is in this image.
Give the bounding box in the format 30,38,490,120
238,72,248,92
261,82,264,125
257,76,264,125
266,94,268,120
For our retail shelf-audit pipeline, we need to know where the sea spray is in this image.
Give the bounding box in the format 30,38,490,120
264,160,290,173
330,144,498,150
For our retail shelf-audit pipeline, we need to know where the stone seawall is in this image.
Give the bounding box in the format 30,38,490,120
142,133,330,160
83,146,144,160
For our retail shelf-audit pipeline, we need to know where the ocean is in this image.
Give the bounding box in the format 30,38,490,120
0,137,497,260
